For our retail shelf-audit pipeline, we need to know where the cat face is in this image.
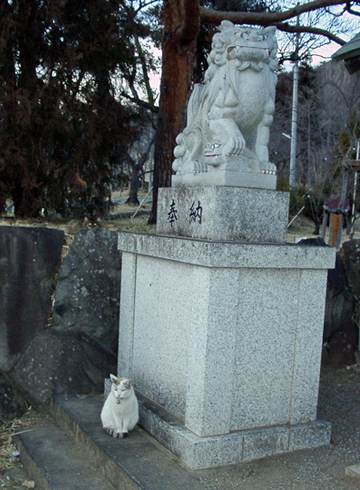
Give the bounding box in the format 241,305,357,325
110,374,133,400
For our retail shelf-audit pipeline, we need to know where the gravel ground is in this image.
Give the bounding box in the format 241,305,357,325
197,366,360,490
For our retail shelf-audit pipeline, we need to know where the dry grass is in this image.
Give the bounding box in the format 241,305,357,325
287,213,360,245
287,215,318,243
0,410,38,475
0,203,155,236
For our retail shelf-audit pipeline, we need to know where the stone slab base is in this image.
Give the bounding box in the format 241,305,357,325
137,392,331,470
51,395,209,490
172,170,276,190
345,464,360,478
156,186,289,242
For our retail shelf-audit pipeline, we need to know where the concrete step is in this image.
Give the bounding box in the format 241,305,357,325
50,394,207,490
14,419,116,490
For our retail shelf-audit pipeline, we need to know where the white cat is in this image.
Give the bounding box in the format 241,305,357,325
100,374,139,439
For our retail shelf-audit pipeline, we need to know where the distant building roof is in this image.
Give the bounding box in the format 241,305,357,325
332,33,360,75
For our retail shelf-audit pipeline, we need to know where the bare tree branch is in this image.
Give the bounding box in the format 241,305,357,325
121,91,159,113
134,34,156,106
200,0,355,45
199,0,356,45
133,0,159,16
276,22,346,45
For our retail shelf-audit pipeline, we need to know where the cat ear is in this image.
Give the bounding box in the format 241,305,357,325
110,374,117,383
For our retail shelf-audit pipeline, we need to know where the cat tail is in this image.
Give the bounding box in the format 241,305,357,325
103,427,121,438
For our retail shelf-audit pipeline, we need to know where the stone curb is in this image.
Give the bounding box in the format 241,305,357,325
51,395,208,490
14,420,115,490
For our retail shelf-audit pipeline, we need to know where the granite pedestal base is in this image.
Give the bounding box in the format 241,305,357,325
138,391,331,470
117,233,335,469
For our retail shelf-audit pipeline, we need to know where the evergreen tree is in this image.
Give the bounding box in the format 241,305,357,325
0,0,144,218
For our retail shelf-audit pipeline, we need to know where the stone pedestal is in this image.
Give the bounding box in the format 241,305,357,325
157,187,289,243
117,189,335,468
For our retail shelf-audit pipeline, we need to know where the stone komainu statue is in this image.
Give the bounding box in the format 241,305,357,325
172,21,278,190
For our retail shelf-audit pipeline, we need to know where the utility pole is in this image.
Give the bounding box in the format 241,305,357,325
289,12,300,188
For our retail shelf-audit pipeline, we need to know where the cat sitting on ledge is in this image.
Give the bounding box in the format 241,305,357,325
100,374,139,439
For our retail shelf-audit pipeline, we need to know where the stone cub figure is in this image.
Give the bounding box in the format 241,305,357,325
101,374,139,438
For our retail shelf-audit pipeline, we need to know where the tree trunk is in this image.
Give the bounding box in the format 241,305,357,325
313,215,322,235
149,0,200,224
12,184,43,219
126,165,141,206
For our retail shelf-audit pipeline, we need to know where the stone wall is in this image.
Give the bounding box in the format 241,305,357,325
52,229,122,353
324,252,358,366
0,227,120,412
0,226,65,371
299,237,358,366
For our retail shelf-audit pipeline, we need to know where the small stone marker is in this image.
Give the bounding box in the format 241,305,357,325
345,464,360,478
